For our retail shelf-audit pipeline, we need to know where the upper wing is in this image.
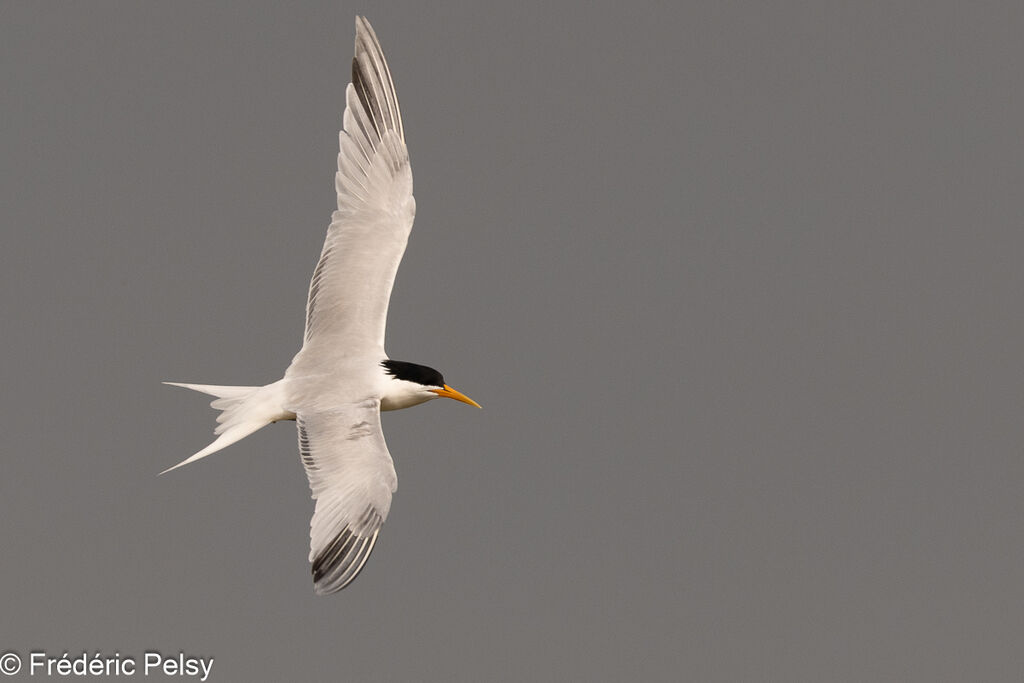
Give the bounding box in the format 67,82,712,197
300,16,415,360
298,401,397,594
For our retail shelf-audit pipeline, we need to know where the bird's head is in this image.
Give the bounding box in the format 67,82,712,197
380,360,481,411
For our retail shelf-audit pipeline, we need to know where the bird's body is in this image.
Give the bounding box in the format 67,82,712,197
164,17,478,595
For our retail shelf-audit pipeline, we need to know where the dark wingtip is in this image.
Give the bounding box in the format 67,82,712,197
310,508,384,594
351,55,382,140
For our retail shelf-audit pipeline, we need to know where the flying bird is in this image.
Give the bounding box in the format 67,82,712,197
163,16,480,594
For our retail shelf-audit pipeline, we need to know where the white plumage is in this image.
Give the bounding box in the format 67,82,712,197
164,16,478,595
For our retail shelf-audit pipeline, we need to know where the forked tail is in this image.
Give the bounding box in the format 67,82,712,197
161,379,293,474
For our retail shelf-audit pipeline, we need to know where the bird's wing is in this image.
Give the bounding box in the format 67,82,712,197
299,16,414,362
298,400,397,594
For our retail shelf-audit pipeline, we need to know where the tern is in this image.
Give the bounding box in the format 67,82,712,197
163,16,480,594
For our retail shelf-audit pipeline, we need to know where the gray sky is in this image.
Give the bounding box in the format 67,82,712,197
3,1,1024,681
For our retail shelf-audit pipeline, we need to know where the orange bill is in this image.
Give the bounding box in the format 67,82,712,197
430,384,482,408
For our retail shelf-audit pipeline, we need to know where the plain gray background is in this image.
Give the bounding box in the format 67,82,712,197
3,1,1023,681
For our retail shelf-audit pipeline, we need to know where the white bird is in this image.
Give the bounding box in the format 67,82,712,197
163,16,480,595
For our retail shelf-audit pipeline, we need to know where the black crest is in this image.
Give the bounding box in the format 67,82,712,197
381,360,445,387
